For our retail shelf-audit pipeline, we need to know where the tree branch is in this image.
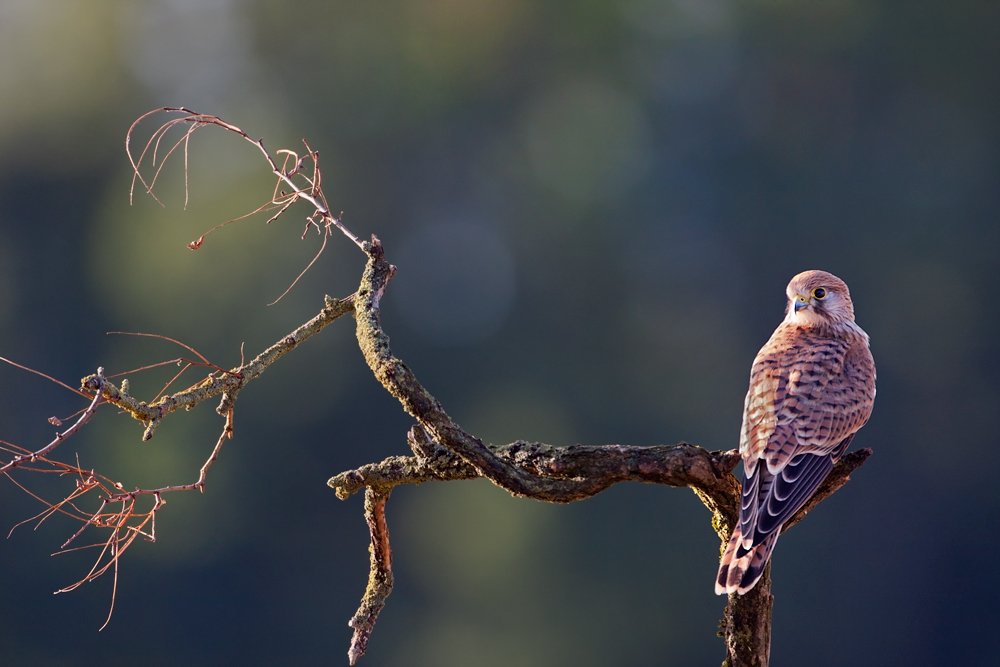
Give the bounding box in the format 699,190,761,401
79,295,354,440
348,487,393,666
330,435,869,667
330,430,740,507
333,236,874,666
354,237,631,501
0,372,105,475
6,111,873,665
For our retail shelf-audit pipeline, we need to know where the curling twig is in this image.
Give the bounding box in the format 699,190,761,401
127,108,364,304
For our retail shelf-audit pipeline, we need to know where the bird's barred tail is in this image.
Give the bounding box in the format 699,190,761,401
715,525,779,596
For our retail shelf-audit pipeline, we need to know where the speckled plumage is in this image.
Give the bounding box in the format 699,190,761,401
716,270,876,596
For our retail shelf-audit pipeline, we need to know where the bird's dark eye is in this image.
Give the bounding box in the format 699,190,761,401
812,287,827,300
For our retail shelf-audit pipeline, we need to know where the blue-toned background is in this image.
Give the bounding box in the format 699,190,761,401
0,1,996,664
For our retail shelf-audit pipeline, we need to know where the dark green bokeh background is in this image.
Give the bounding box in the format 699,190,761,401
0,1,997,665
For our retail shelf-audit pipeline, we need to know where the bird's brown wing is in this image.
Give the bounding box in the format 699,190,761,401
738,326,874,549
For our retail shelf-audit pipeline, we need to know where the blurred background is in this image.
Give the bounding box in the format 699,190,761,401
0,0,997,665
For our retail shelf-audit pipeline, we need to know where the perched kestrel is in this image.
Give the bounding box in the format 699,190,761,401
715,270,876,596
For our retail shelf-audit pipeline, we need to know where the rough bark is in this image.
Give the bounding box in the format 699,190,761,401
347,488,393,666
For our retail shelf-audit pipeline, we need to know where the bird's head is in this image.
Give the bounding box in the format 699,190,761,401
783,270,855,327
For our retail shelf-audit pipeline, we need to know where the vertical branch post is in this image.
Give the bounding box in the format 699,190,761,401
721,565,772,667
348,488,394,665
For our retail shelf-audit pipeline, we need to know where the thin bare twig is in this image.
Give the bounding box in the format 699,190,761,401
80,295,355,441
0,356,93,399
106,331,232,370
101,408,234,497
127,108,365,304
0,373,105,476
267,219,331,306
1,364,236,627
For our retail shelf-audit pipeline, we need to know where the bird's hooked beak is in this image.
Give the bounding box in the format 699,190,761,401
793,295,810,312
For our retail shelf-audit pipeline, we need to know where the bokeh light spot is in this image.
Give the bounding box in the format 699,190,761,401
524,80,652,206
392,222,516,346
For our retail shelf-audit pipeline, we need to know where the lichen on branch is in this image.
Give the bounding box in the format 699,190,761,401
347,488,393,666
79,295,355,440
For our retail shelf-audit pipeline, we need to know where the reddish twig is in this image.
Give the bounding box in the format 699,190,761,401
127,108,364,304
0,355,92,399
0,373,105,476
